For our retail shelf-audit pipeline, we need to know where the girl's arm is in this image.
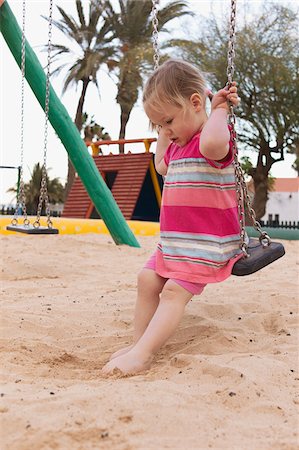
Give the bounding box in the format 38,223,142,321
154,128,171,176
200,82,239,161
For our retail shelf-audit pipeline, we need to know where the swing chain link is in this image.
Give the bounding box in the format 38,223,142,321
12,0,29,227
151,0,160,70
227,0,236,85
34,0,54,230
227,0,271,255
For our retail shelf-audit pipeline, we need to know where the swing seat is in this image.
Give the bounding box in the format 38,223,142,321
232,238,285,276
6,224,59,234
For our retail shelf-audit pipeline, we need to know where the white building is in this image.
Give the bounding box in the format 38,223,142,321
261,178,299,224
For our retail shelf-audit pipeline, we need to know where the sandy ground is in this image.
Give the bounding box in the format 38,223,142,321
0,233,298,450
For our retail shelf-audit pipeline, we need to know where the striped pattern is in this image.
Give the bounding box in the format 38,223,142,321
156,133,243,284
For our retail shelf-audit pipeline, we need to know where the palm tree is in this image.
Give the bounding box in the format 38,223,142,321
45,0,116,197
103,0,192,152
8,163,65,215
82,113,111,142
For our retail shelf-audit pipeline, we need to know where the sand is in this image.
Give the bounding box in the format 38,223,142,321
0,233,298,450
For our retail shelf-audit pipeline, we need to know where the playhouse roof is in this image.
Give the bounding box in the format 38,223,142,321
63,152,154,220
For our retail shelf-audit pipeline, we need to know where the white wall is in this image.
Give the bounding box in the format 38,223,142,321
262,192,299,223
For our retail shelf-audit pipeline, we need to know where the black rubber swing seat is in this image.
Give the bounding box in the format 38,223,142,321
6,224,59,234
232,238,285,276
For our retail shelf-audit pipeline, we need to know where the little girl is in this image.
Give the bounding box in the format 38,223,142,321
102,59,242,376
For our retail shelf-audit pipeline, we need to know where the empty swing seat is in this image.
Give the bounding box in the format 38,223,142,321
6,224,59,234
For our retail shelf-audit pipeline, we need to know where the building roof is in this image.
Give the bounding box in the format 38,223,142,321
247,177,298,193
272,178,299,192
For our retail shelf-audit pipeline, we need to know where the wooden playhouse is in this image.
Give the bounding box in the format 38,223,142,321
62,139,163,222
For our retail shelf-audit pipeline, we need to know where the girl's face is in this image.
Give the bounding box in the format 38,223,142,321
144,94,204,147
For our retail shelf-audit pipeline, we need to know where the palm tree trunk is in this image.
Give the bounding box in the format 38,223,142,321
65,159,76,201
64,78,90,199
118,106,132,153
74,78,90,130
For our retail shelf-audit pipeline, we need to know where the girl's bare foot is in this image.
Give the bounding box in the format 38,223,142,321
109,344,134,361
102,349,153,376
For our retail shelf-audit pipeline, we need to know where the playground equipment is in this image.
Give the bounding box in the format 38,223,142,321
5,0,58,234
64,138,162,221
89,138,161,209
0,165,21,198
0,0,139,246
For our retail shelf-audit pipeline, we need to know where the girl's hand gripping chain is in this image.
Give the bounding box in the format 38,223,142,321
211,81,240,112
200,82,240,161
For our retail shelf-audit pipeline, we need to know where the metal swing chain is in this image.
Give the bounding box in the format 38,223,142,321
226,0,271,255
12,0,29,227
151,0,160,70
33,0,54,229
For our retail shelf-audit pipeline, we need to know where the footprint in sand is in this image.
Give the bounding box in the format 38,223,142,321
262,313,287,335
170,355,244,381
170,355,193,368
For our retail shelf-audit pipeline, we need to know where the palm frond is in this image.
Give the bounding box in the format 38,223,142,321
56,6,82,37
76,0,86,27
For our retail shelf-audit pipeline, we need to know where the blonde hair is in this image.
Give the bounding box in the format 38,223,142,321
143,59,207,113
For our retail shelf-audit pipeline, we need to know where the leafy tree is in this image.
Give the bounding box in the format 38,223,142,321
8,163,65,215
45,0,115,197
82,113,111,155
103,0,192,152
174,3,298,219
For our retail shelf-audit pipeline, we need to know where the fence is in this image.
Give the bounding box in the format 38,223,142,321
259,220,299,229
1,206,15,215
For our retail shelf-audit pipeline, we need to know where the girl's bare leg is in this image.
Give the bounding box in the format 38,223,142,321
102,280,193,375
109,269,166,360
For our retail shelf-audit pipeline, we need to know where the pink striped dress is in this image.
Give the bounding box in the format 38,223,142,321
156,132,243,284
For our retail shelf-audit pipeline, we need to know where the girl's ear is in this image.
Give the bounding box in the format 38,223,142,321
190,93,202,111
